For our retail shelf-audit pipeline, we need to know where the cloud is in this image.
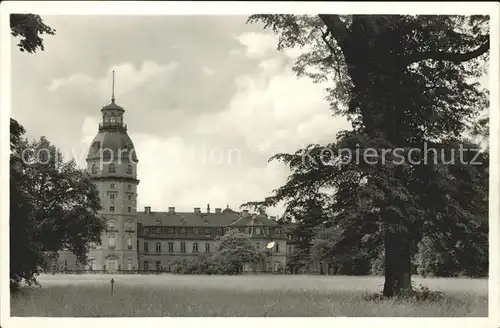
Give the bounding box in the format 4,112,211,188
236,32,279,59
202,66,216,75
48,60,179,100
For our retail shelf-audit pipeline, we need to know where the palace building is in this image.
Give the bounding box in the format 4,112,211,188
58,83,288,272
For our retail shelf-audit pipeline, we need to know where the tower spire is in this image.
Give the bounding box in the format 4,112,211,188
111,70,115,103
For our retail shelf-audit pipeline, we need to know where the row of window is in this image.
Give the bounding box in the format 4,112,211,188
107,220,134,230
109,194,134,201
109,183,133,190
91,233,134,250
141,226,282,237
108,206,133,213
144,241,209,253
91,164,133,174
143,241,280,253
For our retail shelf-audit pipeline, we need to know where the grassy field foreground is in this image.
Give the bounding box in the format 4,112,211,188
10,274,487,317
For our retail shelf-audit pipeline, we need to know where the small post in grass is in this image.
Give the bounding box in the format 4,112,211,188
110,278,115,295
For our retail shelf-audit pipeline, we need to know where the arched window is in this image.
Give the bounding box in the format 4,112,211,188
108,164,115,173
127,165,132,174
91,164,97,174
110,117,116,124
107,220,116,230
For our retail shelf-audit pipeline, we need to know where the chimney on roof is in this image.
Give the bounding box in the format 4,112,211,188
207,204,210,213
242,209,249,217
215,208,222,214
144,206,151,214
168,207,175,214
194,207,201,214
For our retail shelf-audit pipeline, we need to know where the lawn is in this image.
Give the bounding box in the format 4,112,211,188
10,274,488,317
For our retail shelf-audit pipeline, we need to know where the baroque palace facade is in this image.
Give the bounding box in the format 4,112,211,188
58,94,288,272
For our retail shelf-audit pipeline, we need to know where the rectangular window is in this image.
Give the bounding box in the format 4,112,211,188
144,241,149,253
155,228,161,235
110,194,115,199
192,243,199,253
168,242,174,253
255,227,261,235
205,228,211,237
110,206,115,212
193,228,199,236
127,234,132,249
224,227,230,234
128,259,132,270
144,261,149,271
180,242,186,253
143,227,149,235
180,228,186,236
156,260,161,270
275,243,280,253
108,234,115,249
275,228,281,236
205,243,210,253
90,259,96,270
128,207,132,212
216,228,222,236
156,241,161,252
264,227,269,235
128,184,132,190
128,194,132,200
110,183,115,189
168,228,174,236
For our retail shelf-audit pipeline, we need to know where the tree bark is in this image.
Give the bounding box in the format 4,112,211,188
383,229,412,297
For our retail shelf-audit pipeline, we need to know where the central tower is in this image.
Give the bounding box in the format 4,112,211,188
86,71,140,271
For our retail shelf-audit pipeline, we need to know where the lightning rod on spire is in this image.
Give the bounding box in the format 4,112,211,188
111,70,115,103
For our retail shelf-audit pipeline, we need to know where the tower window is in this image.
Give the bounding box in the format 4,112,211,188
91,164,97,174
107,220,116,230
108,164,116,173
108,234,116,249
127,165,132,174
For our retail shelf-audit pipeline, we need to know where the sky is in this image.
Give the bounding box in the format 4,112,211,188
11,15,351,215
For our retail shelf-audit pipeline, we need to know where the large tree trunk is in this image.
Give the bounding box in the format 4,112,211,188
383,229,412,297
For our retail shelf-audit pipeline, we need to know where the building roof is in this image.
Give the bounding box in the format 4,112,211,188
137,210,278,228
230,214,278,227
87,130,138,162
101,100,124,112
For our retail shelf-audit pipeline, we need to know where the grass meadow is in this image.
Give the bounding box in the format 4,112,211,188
10,274,487,317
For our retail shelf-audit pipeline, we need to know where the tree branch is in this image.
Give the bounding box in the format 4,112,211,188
404,37,490,66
